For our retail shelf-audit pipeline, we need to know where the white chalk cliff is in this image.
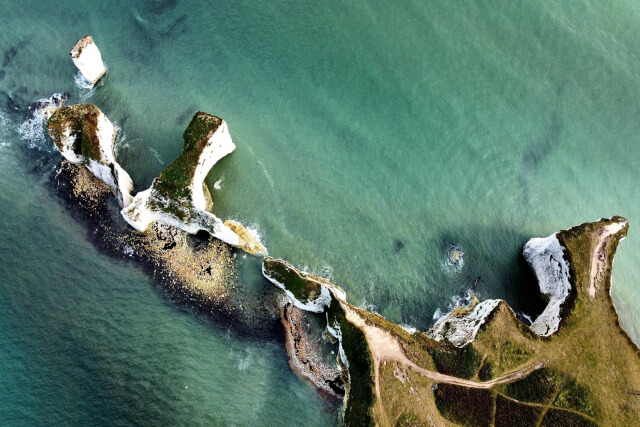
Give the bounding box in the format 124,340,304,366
47,104,134,207
427,299,502,347
70,36,107,85
121,112,267,255
523,233,571,336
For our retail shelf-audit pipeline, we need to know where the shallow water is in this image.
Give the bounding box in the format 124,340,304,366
1,1,639,424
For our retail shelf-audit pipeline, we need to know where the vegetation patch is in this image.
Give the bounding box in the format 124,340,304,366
478,360,493,381
428,344,481,379
498,340,531,372
540,409,597,427
553,379,598,418
154,112,222,200
433,383,493,426
494,394,543,426
396,413,427,427
500,367,561,404
47,104,103,161
263,258,322,303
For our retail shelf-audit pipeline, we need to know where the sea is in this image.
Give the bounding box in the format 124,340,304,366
1,1,639,425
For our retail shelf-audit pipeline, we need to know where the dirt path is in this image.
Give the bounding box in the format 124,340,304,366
589,220,627,301
342,304,545,402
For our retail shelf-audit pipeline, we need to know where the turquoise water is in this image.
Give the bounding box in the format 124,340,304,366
2,1,640,424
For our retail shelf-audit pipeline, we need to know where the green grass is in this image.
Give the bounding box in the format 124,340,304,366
433,384,493,426
500,368,561,404
396,413,427,426
428,344,482,380
554,379,598,418
494,395,544,427
154,112,223,200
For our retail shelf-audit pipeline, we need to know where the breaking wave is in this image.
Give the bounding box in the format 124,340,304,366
17,93,66,150
431,288,474,324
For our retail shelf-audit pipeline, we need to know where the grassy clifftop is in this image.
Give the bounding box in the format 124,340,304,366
47,104,104,162
153,112,223,200
264,217,640,426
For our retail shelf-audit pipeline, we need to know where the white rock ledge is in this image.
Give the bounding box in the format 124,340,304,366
523,233,571,337
70,36,107,85
427,299,502,347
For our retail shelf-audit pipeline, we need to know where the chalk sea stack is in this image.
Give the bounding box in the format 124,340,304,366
47,103,133,207
122,112,267,255
70,36,107,85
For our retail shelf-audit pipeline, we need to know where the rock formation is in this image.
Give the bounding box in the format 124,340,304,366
121,112,267,255
47,104,133,207
522,233,572,336
70,36,107,85
427,298,502,347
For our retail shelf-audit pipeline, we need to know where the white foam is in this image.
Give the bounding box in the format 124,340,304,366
149,147,164,165
74,70,94,89
326,319,349,369
258,159,275,190
18,93,67,150
213,177,223,190
432,288,474,324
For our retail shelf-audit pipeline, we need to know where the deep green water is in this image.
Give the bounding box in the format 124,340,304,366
1,1,639,425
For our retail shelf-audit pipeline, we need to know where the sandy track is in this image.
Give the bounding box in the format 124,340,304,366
342,304,545,401
589,220,627,300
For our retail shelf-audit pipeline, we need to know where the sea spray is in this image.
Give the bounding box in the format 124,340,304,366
18,93,67,150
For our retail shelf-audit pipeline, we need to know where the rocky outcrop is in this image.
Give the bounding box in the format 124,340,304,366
121,112,267,255
427,298,502,347
47,104,133,207
70,36,107,85
262,257,345,312
523,233,572,336
281,302,343,397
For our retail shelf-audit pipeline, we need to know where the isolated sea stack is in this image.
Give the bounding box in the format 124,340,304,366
70,36,107,85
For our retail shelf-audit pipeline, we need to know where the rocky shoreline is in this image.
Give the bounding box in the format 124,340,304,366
50,160,281,339
30,35,640,426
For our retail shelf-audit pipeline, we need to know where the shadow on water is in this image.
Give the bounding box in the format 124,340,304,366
522,111,563,171
518,111,563,207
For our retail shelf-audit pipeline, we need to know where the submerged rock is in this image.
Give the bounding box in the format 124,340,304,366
70,36,106,85
47,104,133,207
51,160,280,337
122,112,266,255
447,245,464,265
